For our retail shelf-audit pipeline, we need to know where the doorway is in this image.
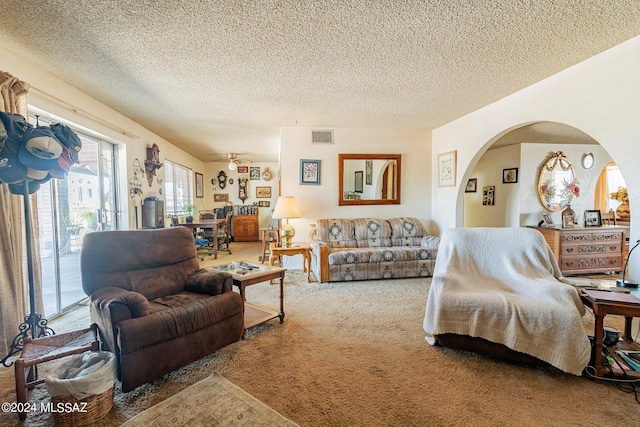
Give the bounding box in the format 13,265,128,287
36,130,120,317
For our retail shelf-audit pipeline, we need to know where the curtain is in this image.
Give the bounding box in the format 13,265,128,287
594,161,615,213
0,71,44,359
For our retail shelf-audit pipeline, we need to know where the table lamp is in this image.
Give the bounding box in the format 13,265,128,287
617,239,640,289
272,196,301,248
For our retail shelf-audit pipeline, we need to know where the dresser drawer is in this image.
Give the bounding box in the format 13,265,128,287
560,254,622,274
561,242,623,256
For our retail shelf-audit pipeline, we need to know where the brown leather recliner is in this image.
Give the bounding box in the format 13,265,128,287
80,226,244,392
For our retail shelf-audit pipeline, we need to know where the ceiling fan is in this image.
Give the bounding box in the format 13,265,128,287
224,153,251,171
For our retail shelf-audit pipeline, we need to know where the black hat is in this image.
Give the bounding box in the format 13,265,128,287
50,123,81,163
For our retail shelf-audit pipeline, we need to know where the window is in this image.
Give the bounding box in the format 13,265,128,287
606,164,626,212
164,160,193,215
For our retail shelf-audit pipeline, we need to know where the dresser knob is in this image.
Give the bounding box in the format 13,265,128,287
567,248,573,253
566,262,573,267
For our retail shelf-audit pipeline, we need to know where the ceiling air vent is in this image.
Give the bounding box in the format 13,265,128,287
311,130,334,144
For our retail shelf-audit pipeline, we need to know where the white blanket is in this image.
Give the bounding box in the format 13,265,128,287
423,227,591,375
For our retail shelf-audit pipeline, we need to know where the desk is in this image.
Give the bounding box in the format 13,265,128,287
259,227,281,263
181,219,226,259
269,242,311,282
580,290,640,378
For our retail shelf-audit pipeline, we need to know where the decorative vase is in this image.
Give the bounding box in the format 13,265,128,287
562,204,575,227
616,201,630,220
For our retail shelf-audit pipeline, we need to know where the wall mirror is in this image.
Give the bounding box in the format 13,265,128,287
538,151,577,212
338,154,401,206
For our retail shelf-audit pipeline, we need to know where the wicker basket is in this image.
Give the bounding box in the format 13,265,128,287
51,387,114,427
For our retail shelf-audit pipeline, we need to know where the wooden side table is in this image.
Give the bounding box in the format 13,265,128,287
269,242,311,282
580,291,640,379
14,325,99,420
259,227,281,263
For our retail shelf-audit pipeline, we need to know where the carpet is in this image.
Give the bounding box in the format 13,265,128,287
121,373,299,426
1,271,639,426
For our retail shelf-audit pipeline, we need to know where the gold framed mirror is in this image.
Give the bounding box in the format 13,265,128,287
538,151,577,212
338,154,401,206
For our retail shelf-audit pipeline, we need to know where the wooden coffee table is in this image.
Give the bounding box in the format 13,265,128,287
269,242,311,282
209,262,286,334
580,290,640,378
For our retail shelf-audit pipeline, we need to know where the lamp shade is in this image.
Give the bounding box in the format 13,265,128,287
272,196,301,219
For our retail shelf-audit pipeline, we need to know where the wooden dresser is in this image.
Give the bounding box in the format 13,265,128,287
233,214,259,241
530,226,625,275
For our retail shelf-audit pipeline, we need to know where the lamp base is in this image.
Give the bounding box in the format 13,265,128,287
616,279,639,289
280,223,295,248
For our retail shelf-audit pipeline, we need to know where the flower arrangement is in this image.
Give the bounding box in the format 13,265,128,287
562,179,580,205
609,187,628,202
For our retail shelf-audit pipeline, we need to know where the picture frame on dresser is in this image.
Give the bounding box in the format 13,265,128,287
562,214,577,228
541,213,554,227
584,210,602,227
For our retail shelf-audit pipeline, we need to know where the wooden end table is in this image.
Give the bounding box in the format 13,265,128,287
209,262,286,336
269,242,311,282
580,290,640,379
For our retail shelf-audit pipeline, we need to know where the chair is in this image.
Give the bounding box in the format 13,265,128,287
423,227,591,375
197,210,217,255
216,210,233,254
601,209,617,226
80,227,244,392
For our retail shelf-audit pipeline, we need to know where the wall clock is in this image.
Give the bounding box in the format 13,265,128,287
262,167,272,181
238,175,248,203
217,170,227,189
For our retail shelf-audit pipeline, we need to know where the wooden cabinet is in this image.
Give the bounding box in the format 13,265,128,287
531,226,625,275
233,214,259,241
142,198,164,229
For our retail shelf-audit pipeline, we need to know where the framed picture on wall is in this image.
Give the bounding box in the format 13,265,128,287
237,166,249,174
502,168,518,184
256,186,271,198
250,167,261,180
437,150,456,187
365,160,373,185
195,172,204,198
300,159,321,185
214,193,229,202
482,185,495,206
258,201,270,207
465,178,477,193
355,171,364,193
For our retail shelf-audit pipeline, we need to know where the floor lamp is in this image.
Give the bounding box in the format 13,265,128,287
1,182,54,367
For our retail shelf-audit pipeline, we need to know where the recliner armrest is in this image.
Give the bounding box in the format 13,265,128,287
89,286,150,354
91,286,150,320
185,268,233,295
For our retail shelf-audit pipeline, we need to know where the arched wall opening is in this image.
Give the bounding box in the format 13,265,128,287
459,121,624,229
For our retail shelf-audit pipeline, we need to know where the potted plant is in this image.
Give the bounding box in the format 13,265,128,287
80,211,98,230
183,204,196,223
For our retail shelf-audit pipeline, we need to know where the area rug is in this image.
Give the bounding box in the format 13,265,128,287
1,271,638,426
121,373,298,426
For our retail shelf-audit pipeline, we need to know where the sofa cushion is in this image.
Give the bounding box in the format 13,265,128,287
354,218,392,247
316,218,357,248
389,217,427,246
328,246,437,265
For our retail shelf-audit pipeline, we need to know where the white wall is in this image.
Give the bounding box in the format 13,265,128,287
0,45,205,230
280,127,432,243
464,144,521,227
433,35,640,281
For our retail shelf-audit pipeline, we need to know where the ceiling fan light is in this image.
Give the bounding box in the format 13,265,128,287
228,160,237,171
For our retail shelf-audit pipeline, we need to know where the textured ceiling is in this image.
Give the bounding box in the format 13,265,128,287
0,1,639,162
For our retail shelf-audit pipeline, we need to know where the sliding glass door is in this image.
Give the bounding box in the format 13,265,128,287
37,131,120,317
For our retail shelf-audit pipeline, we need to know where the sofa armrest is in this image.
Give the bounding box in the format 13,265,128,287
420,235,440,249
89,286,150,353
311,242,330,282
185,269,233,295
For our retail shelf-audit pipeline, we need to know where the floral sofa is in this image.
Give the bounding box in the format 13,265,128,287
310,217,440,282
